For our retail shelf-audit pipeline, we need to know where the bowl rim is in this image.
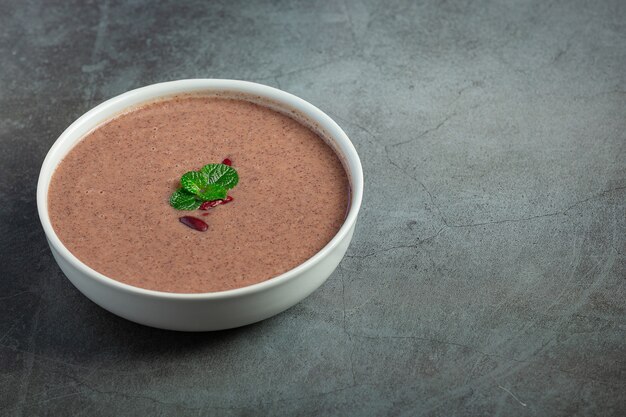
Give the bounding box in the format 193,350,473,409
36,79,363,300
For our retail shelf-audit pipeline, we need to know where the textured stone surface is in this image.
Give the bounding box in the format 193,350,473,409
1,0,625,415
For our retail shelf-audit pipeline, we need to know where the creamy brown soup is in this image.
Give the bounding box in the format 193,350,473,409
48,95,349,293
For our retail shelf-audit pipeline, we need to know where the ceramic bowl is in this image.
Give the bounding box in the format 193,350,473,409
37,79,363,331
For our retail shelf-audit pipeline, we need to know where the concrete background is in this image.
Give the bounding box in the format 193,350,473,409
1,0,625,415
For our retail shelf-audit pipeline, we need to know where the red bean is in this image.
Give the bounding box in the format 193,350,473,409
179,216,208,232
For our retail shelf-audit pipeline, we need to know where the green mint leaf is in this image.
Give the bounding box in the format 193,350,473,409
180,171,209,195
200,164,239,190
197,184,227,201
169,161,238,211
169,189,201,210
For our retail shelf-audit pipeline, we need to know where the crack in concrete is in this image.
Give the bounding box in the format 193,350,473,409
345,227,445,259
0,323,16,345
338,265,356,385
449,185,626,228
387,111,457,149
449,211,563,228
551,30,578,65
0,290,32,301
341,0,359,51
348,333,623,389
0,345,170,377
327,113,380,148
14,300,42,417
86,385,204,411
54,369,363,413
82,0,109,108
497,384,527,407
345,185,625,260
338,268,347,330
383,113,625,231
4,392,82,412
408,242,622,416
573,90,626,101
273,75,282,90
257,56,352,84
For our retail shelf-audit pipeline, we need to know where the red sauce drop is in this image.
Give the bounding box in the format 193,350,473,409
179,216,208,232
199,200,221,210
199,196,233,210
222,158,232,166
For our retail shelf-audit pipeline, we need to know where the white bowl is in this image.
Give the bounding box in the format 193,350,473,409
37,79,363,331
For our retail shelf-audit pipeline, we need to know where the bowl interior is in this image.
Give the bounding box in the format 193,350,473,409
37,79,363,299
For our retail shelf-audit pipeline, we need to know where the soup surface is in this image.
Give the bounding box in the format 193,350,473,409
48,95,349,293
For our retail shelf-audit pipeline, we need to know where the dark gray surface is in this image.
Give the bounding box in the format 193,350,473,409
1,0,625,415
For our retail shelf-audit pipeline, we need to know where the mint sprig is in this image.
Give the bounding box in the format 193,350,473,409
200,164,239,189
180,171,210,194
170,163,238,210
170,189,202,210
199,184,228,201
